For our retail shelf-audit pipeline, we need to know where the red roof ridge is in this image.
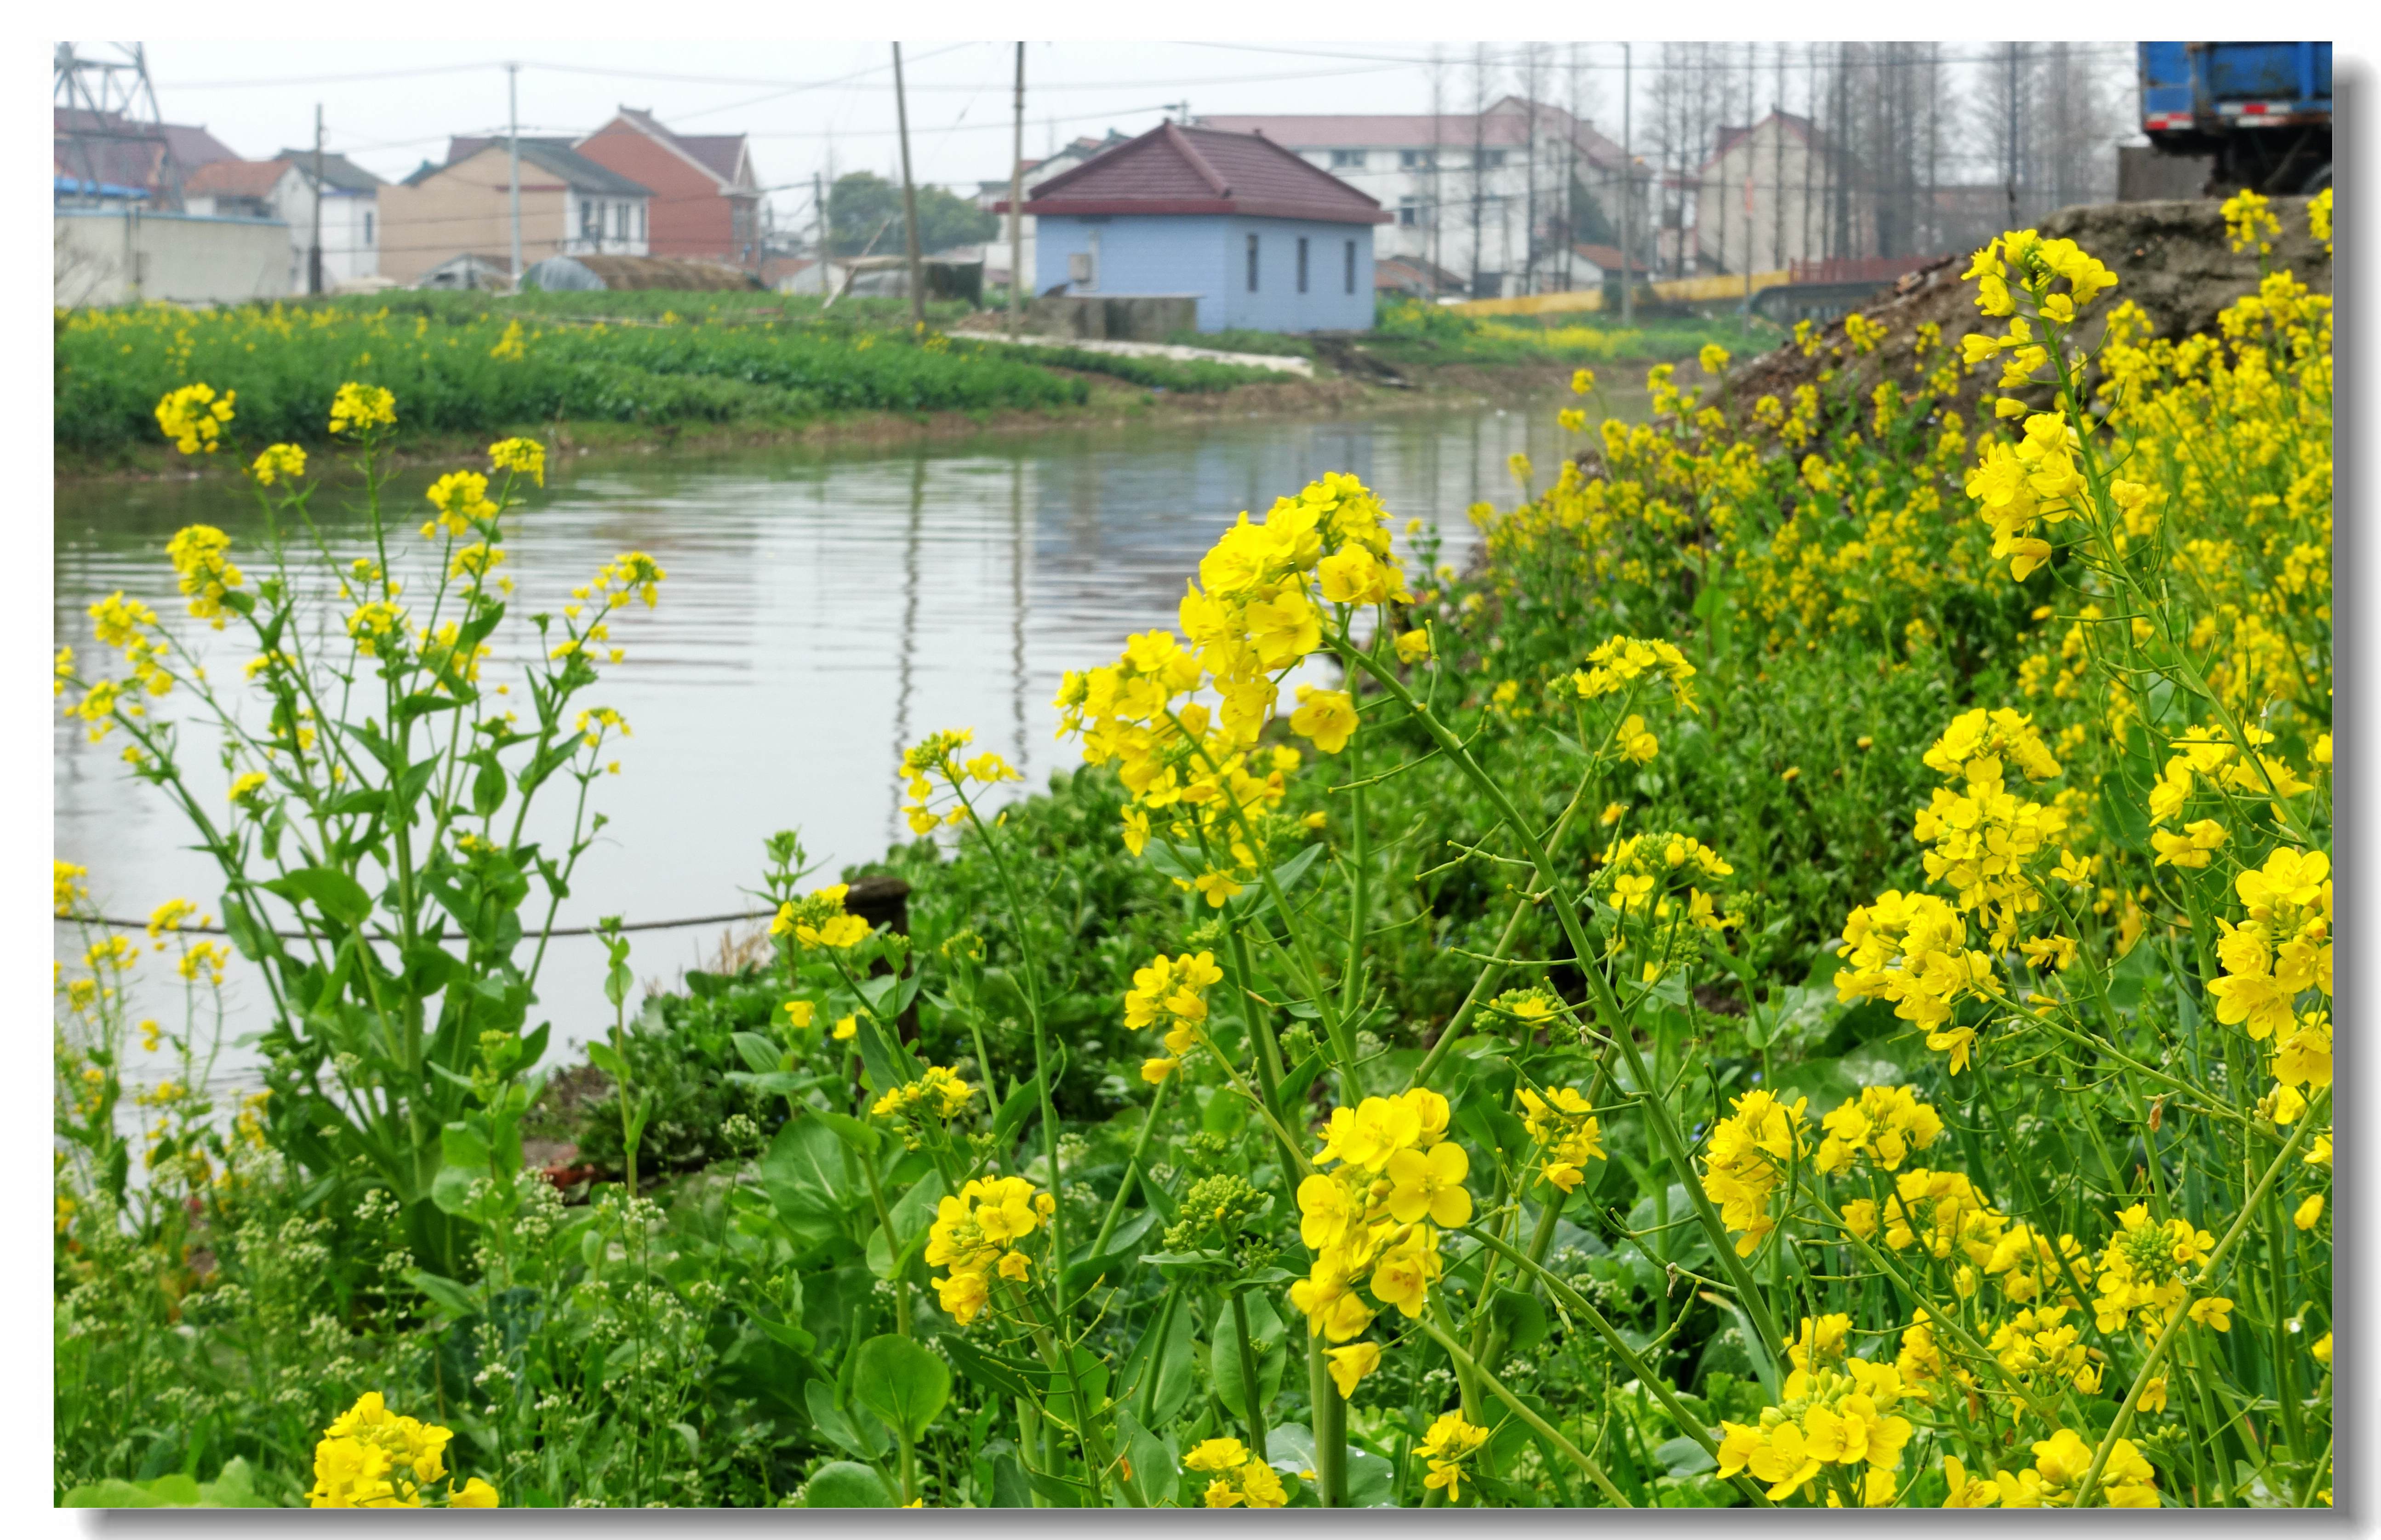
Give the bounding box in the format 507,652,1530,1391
1163,121,1231,197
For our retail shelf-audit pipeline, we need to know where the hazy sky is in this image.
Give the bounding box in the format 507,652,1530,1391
127,40,1638,215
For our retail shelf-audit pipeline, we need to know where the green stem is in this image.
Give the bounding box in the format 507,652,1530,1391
1228,1288,1268,1460
1416,1317,1632,1507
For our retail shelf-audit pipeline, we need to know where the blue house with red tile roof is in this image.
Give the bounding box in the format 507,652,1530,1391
1005,123,1388,333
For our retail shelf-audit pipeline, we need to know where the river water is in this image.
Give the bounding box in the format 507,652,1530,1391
55,393,1627,1084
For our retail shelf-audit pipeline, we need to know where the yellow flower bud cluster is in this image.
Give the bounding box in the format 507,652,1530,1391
488,435,546,486
1985,1304,2098,1394
250,442,306,485
1290,1089,1467,1369
1698,1089,1808,1257
1182,1437,1287,1508
1812,1085,1943,1175
769,882,870,950
1593,832,1734,951
869,1064,975,1143
307,1392,497,1508
1125,949,1222,1083
1504,1081,1602,1194
328,381,396,436
925,1173,1052,1324
2086,1201,2212,1335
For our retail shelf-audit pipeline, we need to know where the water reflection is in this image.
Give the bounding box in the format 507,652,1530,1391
55,394,1639,1078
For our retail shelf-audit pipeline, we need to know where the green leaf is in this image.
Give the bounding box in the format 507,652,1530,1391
1210,1291,1287,1423
1488,1287,1550,1356
394,690,463,721
940,1333,1037,1403
731,1031,783,1075
584,1040,625,1079
803,1460,896,1507
1115,1410,1178,1509
1060,1207,1158,1295
407,1268,480,1319
852,1333,952,1441
263,866,372,929
470,754,508,818
812,1107,882,1155
804,1380,888,1461
992,1072,1043,1146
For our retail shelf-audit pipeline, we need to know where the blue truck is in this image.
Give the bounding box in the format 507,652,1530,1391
2138,42,2332,194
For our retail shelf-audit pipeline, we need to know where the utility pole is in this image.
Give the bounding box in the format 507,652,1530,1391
1620,42,1633,324
2004,42,2020,228
892,42,926,329
1008,42,1025,336
507,63,523,292
310,103,325,295
813,170,827,293
1742,43,1755,315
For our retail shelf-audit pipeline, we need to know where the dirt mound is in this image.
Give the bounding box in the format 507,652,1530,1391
1729,196,2329,413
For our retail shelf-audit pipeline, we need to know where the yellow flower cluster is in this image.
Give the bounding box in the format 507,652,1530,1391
925,1173,1052,1324
154,383,235,454
328,381,396,435
2221,188,2282,256
249,442,306,485
2204,846,2333,1118
899,727,1021,836
1290,1089,1467,1362
1182,1437,1287,1508
1699,1089,1808,1256
1812,1085,1943,1175
1055,473,1401,896
1910,707,2068,947
1126,949,1223,1083
1594,830,1733,935
2088,1201,2214,1335
769,882,869,950
1559,633,1700,712
1517,1084,1605,1192
1416,1410,1490,1500
1832,891,1996,1072
164,524,245,628
488,435,546,485
1841,1169,2006,1264
1717,1342,1916,1505
307,1392,497,1508
1986,1304,2098,1394
422,470,498,539
1949,1428,2158,1508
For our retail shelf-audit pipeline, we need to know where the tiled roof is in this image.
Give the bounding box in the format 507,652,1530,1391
1019,123,1388,225
272,148,385,193
185,158,291,199
441,137,652,197
596,108,754,190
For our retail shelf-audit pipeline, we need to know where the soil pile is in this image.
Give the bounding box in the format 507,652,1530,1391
1728,195,2330,414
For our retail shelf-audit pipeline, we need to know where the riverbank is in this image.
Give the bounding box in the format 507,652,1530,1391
54,355,1622,483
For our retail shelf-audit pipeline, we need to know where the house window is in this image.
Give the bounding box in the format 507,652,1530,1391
1330,149,1365,169
638,205,647,241
1344,240,1356,294
1246,233,1259,292
1296,236,1309,293
1399,149,1435,170
581,199,597,238
363,210,373,245
1476,149,1506,169
1398,197,1421,226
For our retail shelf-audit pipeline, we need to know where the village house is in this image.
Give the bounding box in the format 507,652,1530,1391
975,129,1131,290
378,137,650,286
53,107,239,206
575,108,763,268
184,152,383,291
1007,122,1386,334
1193,98,1638,298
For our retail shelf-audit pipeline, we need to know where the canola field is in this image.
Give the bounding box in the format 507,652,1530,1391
54,192,2332,1508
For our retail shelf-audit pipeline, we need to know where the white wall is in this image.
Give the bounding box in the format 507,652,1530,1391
56,211,294,307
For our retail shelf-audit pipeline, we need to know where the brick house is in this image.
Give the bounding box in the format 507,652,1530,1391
379,137,649,286
575,108,762,268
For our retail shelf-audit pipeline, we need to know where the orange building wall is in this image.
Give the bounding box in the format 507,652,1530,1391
576,127,742,261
